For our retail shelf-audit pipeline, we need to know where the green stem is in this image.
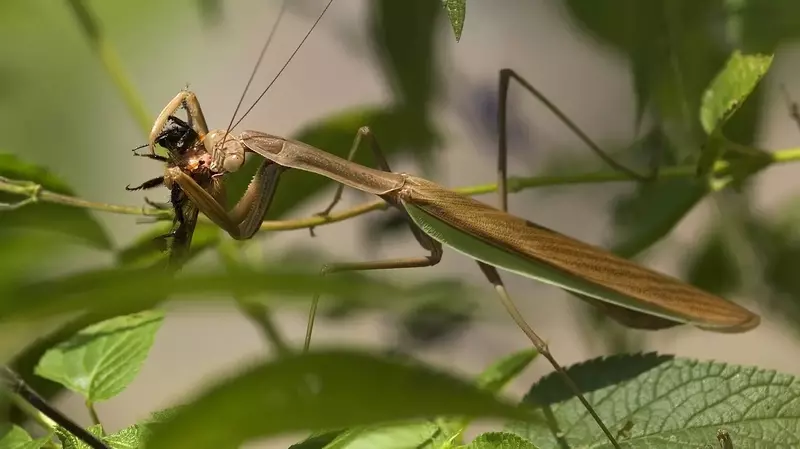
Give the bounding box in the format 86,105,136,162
65,0,151,135
1,146,799,232
8,391,58,431
217,240,291,356
86,400,102,428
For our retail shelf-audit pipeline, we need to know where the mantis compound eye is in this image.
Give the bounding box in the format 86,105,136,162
222,152,245,172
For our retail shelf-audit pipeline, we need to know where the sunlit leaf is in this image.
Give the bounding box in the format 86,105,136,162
103,424,148,449
35,311,164,402
508,353,800,448
475,348,538,393
322,423,442,449
0,154,112,250
56,424,103,449
700,51,773,136
288,431,344,449
441,0,466,42
463,432,538,449
146,350,540,449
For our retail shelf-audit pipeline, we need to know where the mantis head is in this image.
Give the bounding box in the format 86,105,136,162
205,129,246,174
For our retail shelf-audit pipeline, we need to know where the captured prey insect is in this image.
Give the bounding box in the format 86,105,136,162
127,114,283,268
136,2,759,447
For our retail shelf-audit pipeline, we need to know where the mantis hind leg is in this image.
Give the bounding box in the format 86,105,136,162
483,69,631,448
303,128,444,351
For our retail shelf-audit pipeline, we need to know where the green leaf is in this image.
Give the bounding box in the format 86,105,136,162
104,424,148,449
475,348,538,393
462,432,538,449
0,262,405,323
0,154,112,250
699,51,773,135
0,424,49,449
56,424,103,449
35,310,164,402
372,0,440,115
683,228,741,297
289,431,344,449
508,353,800,448
441,0,466,42
564,1,730,162
610,177,708,259
323,423,442,449
146,350,539,449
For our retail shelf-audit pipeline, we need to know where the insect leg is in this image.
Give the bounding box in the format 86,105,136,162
304,128,444,350
125,176,165,191
167,159,284,240
308,126,389,236
498,68,647,184
149,90,210,154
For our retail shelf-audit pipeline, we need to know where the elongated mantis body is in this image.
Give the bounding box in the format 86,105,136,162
134,3,760,447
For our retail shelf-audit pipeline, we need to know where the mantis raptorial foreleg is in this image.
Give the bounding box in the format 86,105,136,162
149,89,210,155
167,160,284,240
303,126,444,350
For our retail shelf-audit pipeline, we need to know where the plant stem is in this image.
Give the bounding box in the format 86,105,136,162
65,0,151,135
86,400,102,427
217,240,291,355
1,146,800,233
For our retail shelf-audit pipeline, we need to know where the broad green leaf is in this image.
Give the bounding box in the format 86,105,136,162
441,0,466,42
146,350,539,449
699,51,773,136
476,348,538,393
322,423,441,449
508,353,800,448
35,310,164,402
0,154,112,250
462,432,538,449
0,262,405,323
0,424,49,449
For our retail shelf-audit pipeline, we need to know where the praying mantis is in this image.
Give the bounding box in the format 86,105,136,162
130,2,760,447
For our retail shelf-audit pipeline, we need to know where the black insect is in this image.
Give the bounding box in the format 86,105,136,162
127,115,216,267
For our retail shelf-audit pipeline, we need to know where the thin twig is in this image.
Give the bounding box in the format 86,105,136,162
1,147,800,233
65,0,151,134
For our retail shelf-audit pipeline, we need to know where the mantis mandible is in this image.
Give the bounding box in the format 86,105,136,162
137,2,760,447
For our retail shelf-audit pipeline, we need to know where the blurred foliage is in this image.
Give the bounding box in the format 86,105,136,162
3,0,800,448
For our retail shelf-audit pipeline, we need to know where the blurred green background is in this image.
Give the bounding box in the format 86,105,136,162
4,0,800,439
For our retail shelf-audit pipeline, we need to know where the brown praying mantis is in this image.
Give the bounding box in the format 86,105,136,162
130,2,760,447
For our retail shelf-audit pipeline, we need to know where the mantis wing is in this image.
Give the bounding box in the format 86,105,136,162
400,177,759,333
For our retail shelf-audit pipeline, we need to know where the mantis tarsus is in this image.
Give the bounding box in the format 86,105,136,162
132,2,760,447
